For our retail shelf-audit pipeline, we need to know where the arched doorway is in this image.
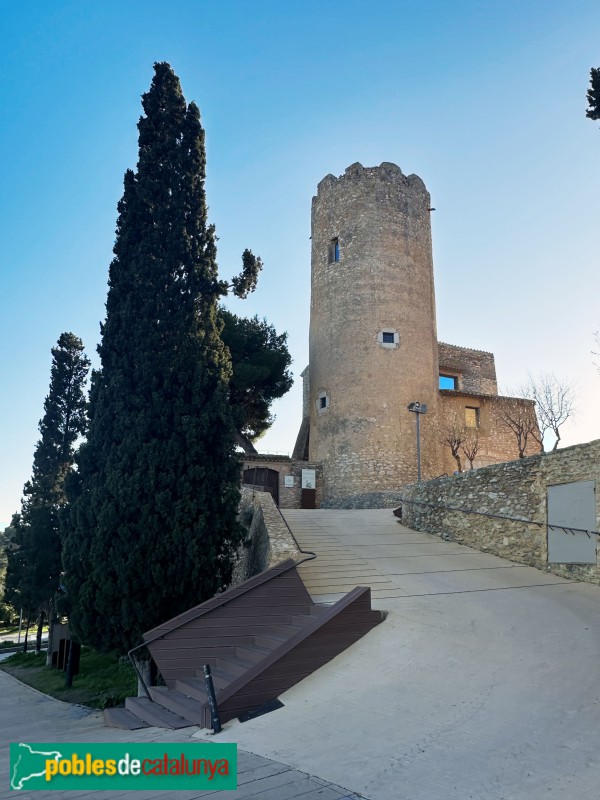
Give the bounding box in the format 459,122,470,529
243,467,280,506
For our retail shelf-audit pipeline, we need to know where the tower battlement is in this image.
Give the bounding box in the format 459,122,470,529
315,161,428,201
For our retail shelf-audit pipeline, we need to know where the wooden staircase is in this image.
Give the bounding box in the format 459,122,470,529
104,559,383,730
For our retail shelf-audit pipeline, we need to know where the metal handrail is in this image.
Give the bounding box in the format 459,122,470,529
274,501,317,562
399,497,600,538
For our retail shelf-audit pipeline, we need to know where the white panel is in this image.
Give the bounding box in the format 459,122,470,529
547,481,597,564
302,469,316,489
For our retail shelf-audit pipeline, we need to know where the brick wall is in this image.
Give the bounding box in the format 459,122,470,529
402,439,600,584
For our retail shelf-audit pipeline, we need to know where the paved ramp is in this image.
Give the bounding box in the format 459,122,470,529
210,508,600,800
286,508,564,604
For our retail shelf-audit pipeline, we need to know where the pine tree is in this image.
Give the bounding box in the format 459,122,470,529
3,333,90,644
62,63,243,655
219,307,293,452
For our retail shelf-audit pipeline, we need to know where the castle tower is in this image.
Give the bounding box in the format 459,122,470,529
308,162,441,507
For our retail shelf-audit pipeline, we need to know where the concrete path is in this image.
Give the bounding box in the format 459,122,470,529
0,670,363,800
206,508,600,800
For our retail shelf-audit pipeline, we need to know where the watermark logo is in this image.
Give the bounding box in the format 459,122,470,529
10,742,237,791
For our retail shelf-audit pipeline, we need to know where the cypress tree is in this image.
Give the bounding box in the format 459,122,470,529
586,67,600,123
4,333,90,644
62,63,243,655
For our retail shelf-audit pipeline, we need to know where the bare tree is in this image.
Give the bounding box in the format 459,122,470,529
498,397,539,458
527,374,576,452
441,415,466,472
461,427,480,469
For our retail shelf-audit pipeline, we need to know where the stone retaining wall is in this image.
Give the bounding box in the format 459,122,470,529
231,488,301,585
402,439,600,584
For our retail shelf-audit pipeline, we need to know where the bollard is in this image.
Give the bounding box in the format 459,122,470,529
203,664,222,733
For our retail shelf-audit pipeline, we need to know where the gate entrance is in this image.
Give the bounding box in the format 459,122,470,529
243,467,279,506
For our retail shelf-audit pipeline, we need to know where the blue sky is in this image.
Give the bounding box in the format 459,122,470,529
1,0,599,526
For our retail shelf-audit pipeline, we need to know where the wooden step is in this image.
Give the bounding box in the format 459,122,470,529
103,707,150,730
125,696,194,729
236,642,275,662
216,654,258,676
148,686,206,724
255,633,289,648
210,587,384,725
291,613,322,626
184,665,240,690
175,678,210,702
263,623,304,637
108,565,385,732
144,560,313,688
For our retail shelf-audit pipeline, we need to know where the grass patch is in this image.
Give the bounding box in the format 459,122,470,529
0,624,48,636
0,648,137,709
4,651,46,667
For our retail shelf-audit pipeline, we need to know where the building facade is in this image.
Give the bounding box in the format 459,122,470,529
291,162,538,508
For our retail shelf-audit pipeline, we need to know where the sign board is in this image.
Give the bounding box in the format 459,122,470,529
284,475,294,488
301,469,316,489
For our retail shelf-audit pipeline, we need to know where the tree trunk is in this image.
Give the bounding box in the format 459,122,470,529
46,604,56,666
35,610,45,655
132,653,157,697
235,429,258,454
65,640,75,687
22,613,31,653
452,452,462,472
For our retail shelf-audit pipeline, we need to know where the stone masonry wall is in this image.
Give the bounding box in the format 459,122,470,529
402,439,600,584
241,455,323,508
291,367,311,459
231,488,301,585
439,392,540,473
309,162,441,507
438,342,498,395
301,366,309,418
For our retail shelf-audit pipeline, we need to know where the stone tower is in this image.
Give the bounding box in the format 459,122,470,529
308,162,441,507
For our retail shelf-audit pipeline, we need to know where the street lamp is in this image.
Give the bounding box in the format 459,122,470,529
407,402,427,481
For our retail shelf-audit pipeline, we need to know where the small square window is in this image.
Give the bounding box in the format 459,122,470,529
439,374,458,390
465,407,480,428
378,329,399,348
317,390,329,413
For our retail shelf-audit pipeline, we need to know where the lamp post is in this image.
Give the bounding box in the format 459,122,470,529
407,402,427,481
